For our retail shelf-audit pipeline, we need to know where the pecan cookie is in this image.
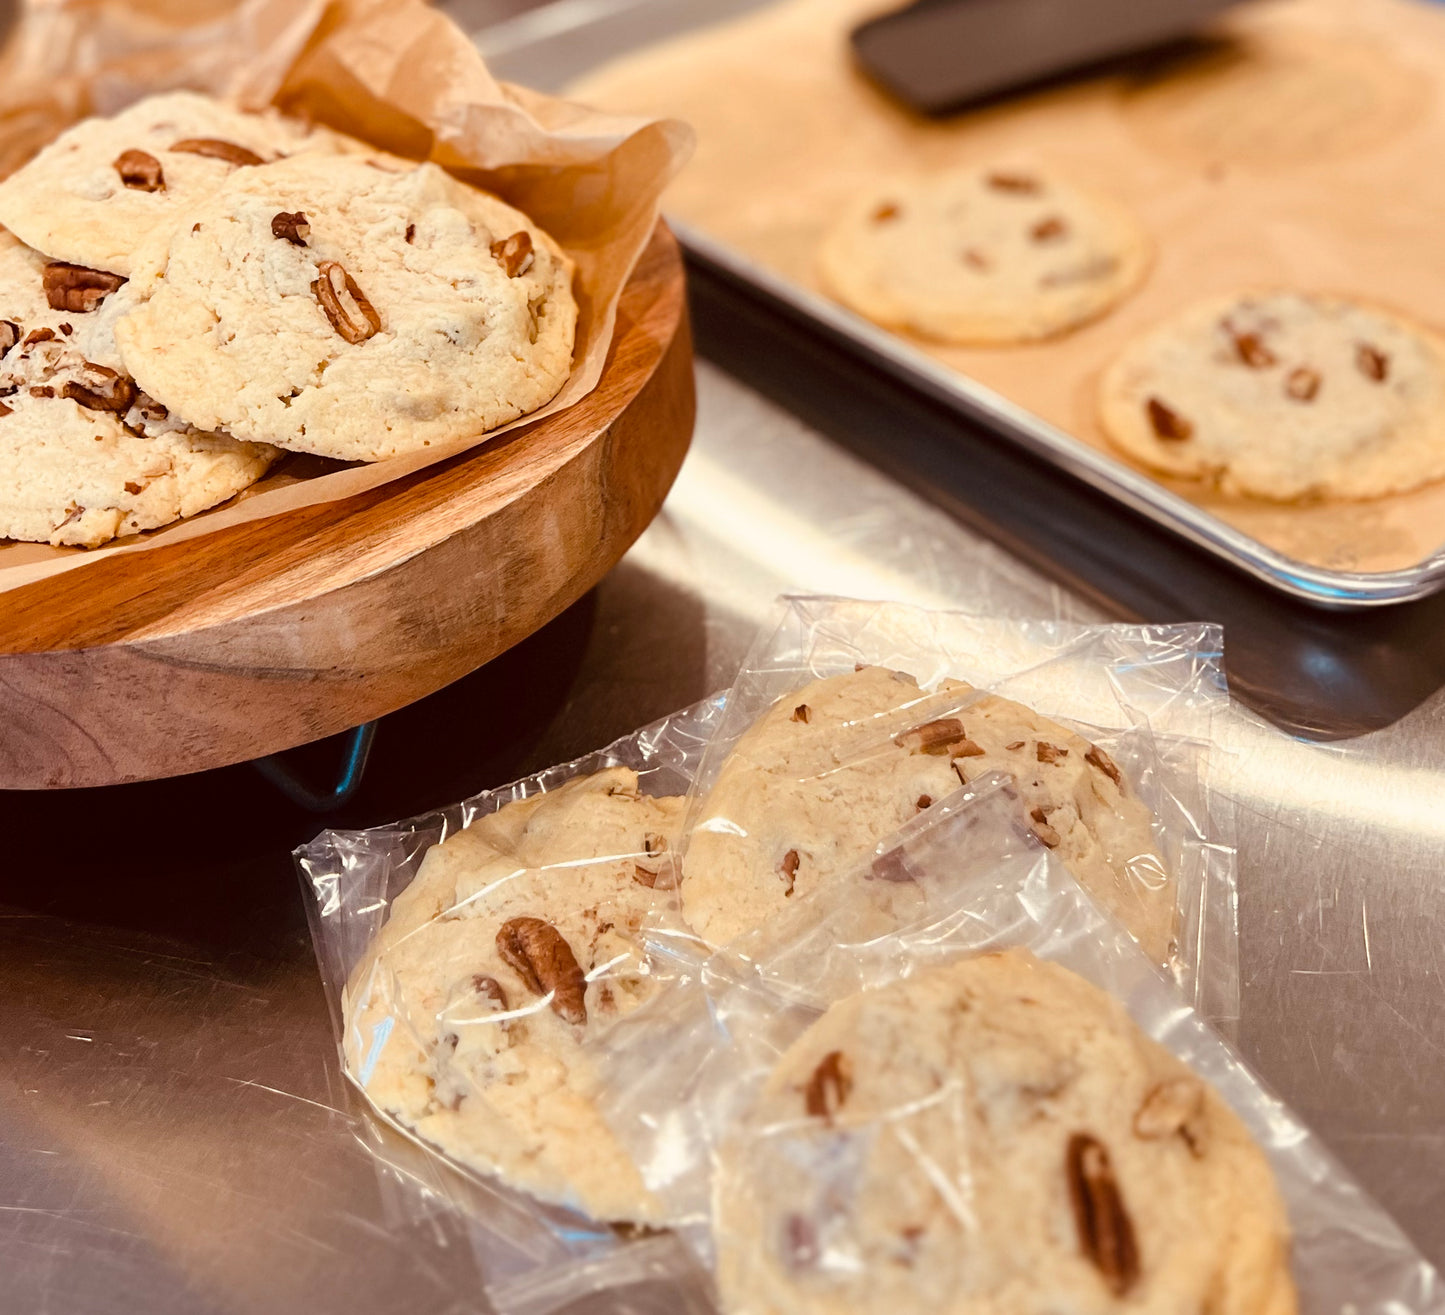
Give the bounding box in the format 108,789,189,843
713,951,1296,1315
1098,291,1445,501
682,666,1174,964
112,154,577,461
0,230,277,547
817,166,1150,344
343,768,683,1223
0,91,351,278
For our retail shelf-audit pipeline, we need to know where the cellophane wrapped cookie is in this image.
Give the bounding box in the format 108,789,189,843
570,780,1443,1315
297,695,725,1285
677,596,1239,1024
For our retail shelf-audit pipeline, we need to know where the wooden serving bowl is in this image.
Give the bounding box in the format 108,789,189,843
0,222,694,789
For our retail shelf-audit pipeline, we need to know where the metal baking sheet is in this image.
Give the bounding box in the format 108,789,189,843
473,0,1445,609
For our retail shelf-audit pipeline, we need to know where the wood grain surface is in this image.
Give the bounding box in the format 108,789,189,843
0,221,694,790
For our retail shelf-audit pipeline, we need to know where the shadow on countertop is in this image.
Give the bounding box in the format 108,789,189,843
0,564,712,953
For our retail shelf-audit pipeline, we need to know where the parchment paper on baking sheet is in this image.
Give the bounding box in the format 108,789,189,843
571,0,1445,576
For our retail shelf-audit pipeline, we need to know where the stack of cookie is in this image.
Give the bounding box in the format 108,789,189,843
0,91,577,548
820,162,1445,503
342,664,1298,1312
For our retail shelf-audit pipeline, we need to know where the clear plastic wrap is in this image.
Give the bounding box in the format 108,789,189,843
679,596,1238,1024
296,695,726,1286
582,778,1444,1314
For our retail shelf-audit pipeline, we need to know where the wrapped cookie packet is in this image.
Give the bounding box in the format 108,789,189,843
299,695,727,1281
679,597,1240,1023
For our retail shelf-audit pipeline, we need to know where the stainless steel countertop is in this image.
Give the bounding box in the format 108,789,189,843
2,359,1443,1312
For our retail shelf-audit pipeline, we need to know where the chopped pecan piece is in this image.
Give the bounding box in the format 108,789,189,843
1036,742,1068,765
792,703,812,723
1066,1133,1140,1296
1029,805,1060,848
490,231,534,278
134,391,168,423
405,223,416,244
170,138,264,166
62,363,136,414
123,480,143,496
0,320,19,354
804,1050,852,1121
495,917,587,1025
1229,328,1276,369
271,211,310,246
986,170,1041,194
1356,342,1389,382
872,201,901,222
895,717,966,754
0,401,11,417
43,263,126,313
870,846,915,884
960,247,991,271
1146,396,1192,442
1134,1077,1207,1156
952,737,985,758
643,832,668,856
1285,366,1321,402
471,974,510,1012
916,794,933,811
1084,745,1122,788
780,848,800,896
311,261,381,344
1030,215,1068,242
782,1215,820,1272
1005,740,1025,751
23,327,56,346
29,385,54,398
632,857,679,889
114,148,164,192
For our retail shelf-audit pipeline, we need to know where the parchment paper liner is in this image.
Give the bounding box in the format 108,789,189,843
572,0,1445,577
0,0,693,594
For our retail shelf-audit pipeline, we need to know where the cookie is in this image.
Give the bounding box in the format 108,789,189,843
1098,291,1445,501
817,167,1150,345
682,666,1174,963
112,154,578,461
713,951,1297,1315
0,230,277,547
0,91,349,277
343,768,684,1223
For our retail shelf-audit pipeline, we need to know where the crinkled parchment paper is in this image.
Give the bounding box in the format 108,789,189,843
0,0,693,592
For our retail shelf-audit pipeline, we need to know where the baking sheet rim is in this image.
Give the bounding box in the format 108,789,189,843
677,220,1445,609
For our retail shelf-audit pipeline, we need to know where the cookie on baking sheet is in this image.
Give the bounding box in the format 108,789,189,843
1098,291,1445,501
343,768,684,1223
0,229,277,548
816,166,1150,345
112,154,578,461
713,951,1297,1315
682,666,1174,964
0,91,351,278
